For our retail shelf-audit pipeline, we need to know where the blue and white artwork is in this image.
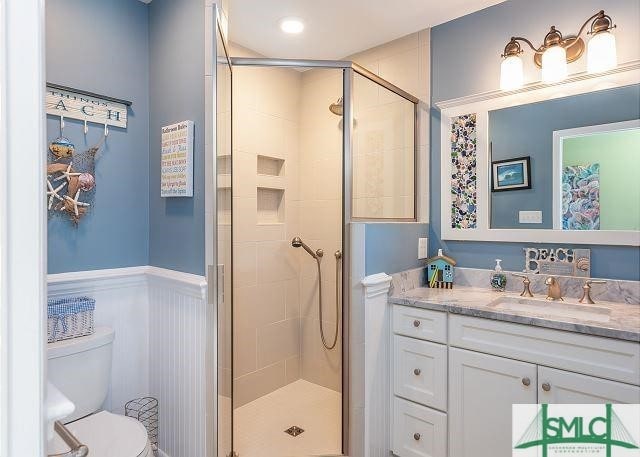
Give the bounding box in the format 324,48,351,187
497,163,525,186
562,163,600,230
492,156,531,191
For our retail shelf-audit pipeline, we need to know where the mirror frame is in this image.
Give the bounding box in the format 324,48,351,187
437,59,640,246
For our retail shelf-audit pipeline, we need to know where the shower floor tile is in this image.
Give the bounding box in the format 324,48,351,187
234,379,342,457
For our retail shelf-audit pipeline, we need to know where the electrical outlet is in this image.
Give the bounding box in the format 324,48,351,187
418,237,428,259
519,210,543,224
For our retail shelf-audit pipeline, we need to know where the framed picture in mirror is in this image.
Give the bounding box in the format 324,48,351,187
491,156,531,192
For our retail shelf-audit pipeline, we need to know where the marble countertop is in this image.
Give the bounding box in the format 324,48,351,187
389,286,640,342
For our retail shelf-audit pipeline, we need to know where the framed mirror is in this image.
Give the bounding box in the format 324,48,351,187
438,61,640,246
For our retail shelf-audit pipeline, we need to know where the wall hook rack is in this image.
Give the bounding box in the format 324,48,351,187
46,83,132,130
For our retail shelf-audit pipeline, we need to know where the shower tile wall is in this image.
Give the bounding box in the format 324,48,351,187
298,69,344,391
232,45,304,406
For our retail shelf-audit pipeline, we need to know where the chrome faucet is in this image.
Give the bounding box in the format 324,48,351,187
544,276,563,301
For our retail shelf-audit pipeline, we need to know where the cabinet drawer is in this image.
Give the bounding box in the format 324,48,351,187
449,314,640,385
394,335,447,411
393,397,447,457
393,305,447,343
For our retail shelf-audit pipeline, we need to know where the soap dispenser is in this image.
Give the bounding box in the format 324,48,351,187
490,259,507,291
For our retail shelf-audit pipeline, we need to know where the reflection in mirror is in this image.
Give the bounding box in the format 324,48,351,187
489,84,640,231
554,121,640,231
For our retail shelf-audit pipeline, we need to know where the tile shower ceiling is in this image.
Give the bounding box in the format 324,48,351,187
229,0,506,60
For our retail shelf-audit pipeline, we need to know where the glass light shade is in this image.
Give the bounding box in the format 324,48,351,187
500,55,524,90
587,31,617,73
541,46,568,83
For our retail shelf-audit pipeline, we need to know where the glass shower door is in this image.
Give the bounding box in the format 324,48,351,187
216,19,233,457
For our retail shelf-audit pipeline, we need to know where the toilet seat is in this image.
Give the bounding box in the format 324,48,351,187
48,411,152,457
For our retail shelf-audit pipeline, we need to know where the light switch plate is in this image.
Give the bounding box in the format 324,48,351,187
418,237,428,259
519,210,543,224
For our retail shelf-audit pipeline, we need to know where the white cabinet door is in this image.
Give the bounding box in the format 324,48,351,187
449,348,537,457
393,397,447,457
394,335,447,411
538,366,640,404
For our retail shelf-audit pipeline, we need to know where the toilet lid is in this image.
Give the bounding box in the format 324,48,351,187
48,411,151,457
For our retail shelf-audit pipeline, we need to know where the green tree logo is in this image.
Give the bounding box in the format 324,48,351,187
515,404,639,457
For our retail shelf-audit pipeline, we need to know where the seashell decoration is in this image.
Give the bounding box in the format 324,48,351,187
78,173,95,191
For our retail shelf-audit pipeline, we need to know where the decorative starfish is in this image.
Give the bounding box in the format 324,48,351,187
46,178,67,210
53,162,81,182
64,190,90,217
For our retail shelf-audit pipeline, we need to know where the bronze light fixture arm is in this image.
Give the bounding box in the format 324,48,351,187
500,10,616,67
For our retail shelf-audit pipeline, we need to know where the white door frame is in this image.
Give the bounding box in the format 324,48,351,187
0,0,47,456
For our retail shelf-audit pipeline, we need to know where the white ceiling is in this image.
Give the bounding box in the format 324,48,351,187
229,0,506,60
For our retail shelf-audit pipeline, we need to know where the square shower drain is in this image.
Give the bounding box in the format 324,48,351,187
284,426,305,437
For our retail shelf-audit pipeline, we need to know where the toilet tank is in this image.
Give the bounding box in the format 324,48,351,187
47,327,115,423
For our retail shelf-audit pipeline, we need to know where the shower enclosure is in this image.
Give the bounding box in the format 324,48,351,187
213,33,419,456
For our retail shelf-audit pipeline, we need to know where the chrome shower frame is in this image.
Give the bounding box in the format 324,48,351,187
228,57,420,455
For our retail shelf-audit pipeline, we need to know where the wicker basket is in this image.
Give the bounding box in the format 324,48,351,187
47,296,95,343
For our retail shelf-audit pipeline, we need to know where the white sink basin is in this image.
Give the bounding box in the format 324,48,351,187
488,296,611,323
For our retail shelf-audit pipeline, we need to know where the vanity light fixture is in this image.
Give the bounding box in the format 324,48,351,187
499,10,617,90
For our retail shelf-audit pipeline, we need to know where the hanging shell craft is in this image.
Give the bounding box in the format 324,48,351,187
46,162,91,222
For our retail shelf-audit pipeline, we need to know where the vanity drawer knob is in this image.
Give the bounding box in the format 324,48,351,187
521,377,531,386
542,382,551,392
413,433,421,441
414,368,421,376
413,320,421,328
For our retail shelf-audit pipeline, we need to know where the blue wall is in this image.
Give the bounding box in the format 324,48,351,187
430,0,640,280
365,223,429,275
46,0,150,274
148,0,206,275
490,84,640,229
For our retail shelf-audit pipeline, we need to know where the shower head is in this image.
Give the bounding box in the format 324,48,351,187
291,236,323,259
329,96,343,116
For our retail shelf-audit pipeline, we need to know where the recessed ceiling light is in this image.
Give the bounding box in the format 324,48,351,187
279,17,305,34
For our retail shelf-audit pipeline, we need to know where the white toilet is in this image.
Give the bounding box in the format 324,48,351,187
47,327,153,457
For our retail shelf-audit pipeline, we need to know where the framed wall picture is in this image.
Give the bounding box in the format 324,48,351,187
492,156,531,192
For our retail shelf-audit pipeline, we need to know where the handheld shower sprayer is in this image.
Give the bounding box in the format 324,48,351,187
291,236,339,350
291,236,323,259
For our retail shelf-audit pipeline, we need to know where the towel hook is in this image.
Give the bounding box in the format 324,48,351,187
104,122,109,137
60,115,65,135
83,119,88,135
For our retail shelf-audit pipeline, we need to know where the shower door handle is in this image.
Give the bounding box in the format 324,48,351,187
207,264,225,305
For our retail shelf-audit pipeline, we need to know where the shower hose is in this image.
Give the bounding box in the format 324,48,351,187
315,251,341,350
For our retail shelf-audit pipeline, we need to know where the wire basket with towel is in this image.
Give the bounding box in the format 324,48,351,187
47,296,95,343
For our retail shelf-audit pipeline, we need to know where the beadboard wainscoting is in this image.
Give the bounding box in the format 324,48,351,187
47,266,208,457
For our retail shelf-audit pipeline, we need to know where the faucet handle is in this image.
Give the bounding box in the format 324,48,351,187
579,279,606,304
511,273,533,297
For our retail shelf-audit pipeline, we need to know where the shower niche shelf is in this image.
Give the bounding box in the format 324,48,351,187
257,187,285,224
257,155,284,177
217,188,231,225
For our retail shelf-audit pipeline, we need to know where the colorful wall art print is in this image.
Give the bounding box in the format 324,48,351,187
562,163,600,230
491,156,531,191
450,113,477,229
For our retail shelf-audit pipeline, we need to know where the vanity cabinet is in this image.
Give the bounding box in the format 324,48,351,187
448,348,537,457
390,304,640,457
